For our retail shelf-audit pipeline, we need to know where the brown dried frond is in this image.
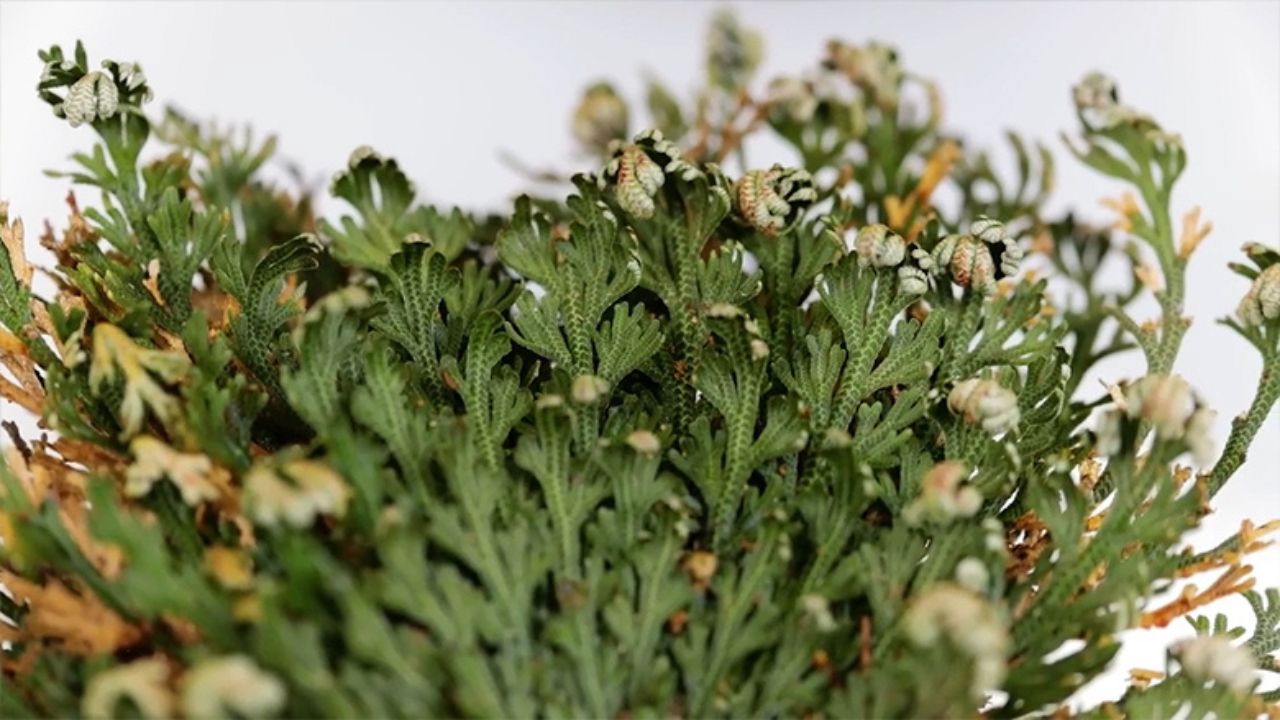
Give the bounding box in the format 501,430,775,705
163,614,202,646
1,213,33,289
1085,512,1105,533
682,551,718,590
885,139,960,241
0,330,45,416
1,445,124,579
204,546,254,590
1177,207,1212,259
1176,518,1280,579
0,571,143,659
1100,192,1140,233
1006,511,1052,582
1127,668,1164,689
1082,559,1108,592
1078,454,1104,494
143,258,166,307
39,191,98,271
192,276,239,335
1134,263,1163,293
1171,465,1193,491
1139,563,1255,628
48,435,126,472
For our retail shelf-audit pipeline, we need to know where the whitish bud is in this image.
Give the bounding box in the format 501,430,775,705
63,70,118,127
244,458,351,529
800,594,837,633
572,82,629,156
606,140,670,217
666,156,706,183
955,557,990,593
1072,71,1118,113
82,658,174,720
791,430,810,452
930,234,958,270
824,427,853,448
1172,636,1258,694
102,58,153,105
1000,243,1024,278
934,234,997,293
898,265,929,295
114,61,147,91
949,378,1020,436
903,583,1009,698
1124,374,1194,440
969,218,1003,245
626,429,661,456
956,487,982,516
735,164,816,236
1097,104,1157,130
903,461,981,525
37,48,154,128
826,40,903,108
970,217,1022,277
1236,264,1280,326
750,338,770,360
954,238,996,292
1185,407,1217,467
348,144,381,167
982,519,1007,553
126,436,219,506
912,245,938,273
1120,375,1219,465
705,302,742,318
571,374,610,405
855,224,906,268
183,656,287,719
536,394,565,410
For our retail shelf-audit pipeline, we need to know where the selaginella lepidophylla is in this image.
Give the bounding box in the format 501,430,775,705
2,10,1278,718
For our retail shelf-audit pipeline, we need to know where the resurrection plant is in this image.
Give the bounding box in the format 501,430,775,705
4,12,1280,718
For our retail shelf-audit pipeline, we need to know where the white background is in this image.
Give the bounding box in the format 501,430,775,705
2,0,1278,710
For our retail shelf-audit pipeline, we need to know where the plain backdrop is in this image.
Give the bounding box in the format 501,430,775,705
1,0,1278,710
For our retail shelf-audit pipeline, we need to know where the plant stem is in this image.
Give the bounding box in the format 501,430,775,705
1206,355,1280,498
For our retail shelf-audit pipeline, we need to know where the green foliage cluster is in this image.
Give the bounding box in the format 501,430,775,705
2,12,1278,718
